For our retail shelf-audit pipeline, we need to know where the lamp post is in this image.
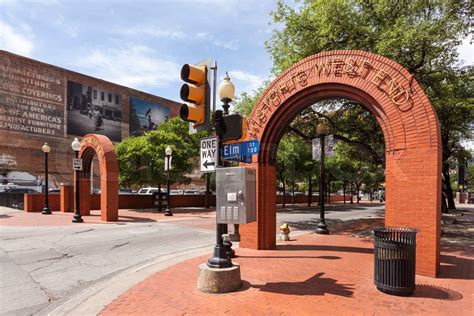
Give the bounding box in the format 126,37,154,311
164,146,173,216
41,142,51,215
71,138,83,223
315,121,329,235
208,73,235,268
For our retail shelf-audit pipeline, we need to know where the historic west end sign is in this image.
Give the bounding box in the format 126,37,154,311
248,53,416,139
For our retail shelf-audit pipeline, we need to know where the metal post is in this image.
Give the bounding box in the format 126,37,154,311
72,151,83,223
165,155,173,216
205,173,210,208
42,152,51,214
316,134,329,234
207,131,232,268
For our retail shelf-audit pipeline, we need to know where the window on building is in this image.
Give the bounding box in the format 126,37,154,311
115,94,119,105
101,91,105,101
108,93,112,103
93,90,97,99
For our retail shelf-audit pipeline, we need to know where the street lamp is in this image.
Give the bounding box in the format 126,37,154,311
218,72,235,115
71,138,83,223
207,73,236,268
315,121,329,235
164,146,173,216
41,142,51,215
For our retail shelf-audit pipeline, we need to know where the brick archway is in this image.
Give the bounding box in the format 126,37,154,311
241,50,441,277
75,134,118,221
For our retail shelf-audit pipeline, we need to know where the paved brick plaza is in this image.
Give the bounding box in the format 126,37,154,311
100,210,473,316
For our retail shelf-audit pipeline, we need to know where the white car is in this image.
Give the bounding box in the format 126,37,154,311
137,187,165,195
170,190,184,195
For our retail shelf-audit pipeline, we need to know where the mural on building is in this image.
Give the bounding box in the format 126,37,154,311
0,55,65,138
129,96,170,136
67,81,122,141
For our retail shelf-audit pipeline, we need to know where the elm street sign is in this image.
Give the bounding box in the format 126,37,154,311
222,139,260,162
200,136,218,172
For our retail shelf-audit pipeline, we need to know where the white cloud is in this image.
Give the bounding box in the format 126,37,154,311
0,20,34,56
228,70,266,95
195,32,239,50
77,46,180,89
118,25,185,39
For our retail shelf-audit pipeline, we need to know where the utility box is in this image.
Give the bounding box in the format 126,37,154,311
216,167,256,224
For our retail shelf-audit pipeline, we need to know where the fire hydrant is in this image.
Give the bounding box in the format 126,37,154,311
280,223,290,241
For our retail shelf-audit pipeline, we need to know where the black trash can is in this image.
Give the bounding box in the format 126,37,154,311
372,226,419,296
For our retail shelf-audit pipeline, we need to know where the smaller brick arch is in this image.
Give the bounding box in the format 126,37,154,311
74,134,118,221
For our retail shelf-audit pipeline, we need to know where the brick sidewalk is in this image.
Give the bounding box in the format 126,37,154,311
100,216,473,316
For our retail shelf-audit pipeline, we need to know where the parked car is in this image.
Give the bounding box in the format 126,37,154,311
118,188,133,195
170,189,184,195
4,188,38,194
138,187,165,195
184,189,201,195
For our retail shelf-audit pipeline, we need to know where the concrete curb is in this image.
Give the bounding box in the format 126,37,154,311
49,245,213,316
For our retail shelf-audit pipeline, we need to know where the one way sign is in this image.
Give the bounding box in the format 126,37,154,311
200,136,218,172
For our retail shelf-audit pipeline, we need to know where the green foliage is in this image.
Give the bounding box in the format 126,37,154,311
276,134,315,191
267,0,470,75
264,0,472,203
115,117,206,188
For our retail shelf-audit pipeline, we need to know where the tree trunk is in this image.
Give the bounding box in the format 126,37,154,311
308,176,312,207
442,163,456,210
292,165,295,205
158,181,162,212
356,184,361,204
282,180,286,208
343,184,346,204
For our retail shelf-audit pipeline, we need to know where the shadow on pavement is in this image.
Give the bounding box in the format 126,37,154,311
251,272,354,297
276,244,373,254
413,284,463,300
237,255,341,260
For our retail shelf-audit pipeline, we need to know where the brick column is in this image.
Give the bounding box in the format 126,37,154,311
60,184,73,213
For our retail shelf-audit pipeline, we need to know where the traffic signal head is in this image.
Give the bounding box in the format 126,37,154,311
179,63,210,131
215,111,246,142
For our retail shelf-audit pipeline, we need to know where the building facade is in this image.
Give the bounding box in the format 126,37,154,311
0,50,181,189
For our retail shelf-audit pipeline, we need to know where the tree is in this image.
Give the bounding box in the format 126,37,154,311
263,0,472,209
115,118,205,189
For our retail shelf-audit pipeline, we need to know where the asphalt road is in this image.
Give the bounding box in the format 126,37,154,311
0,203,384,315
0,219,215,315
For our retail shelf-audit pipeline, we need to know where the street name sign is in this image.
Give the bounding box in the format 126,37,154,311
222,139,260,162
200,136,218,172
72,158,83,171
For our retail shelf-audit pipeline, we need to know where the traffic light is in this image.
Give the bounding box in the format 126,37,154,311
179,64,210,131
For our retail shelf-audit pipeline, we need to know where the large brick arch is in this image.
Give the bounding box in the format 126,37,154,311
74,134,118,222
241,50,442,277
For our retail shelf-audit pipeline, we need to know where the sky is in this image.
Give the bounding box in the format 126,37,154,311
0,0,277,103
0,0,473,105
